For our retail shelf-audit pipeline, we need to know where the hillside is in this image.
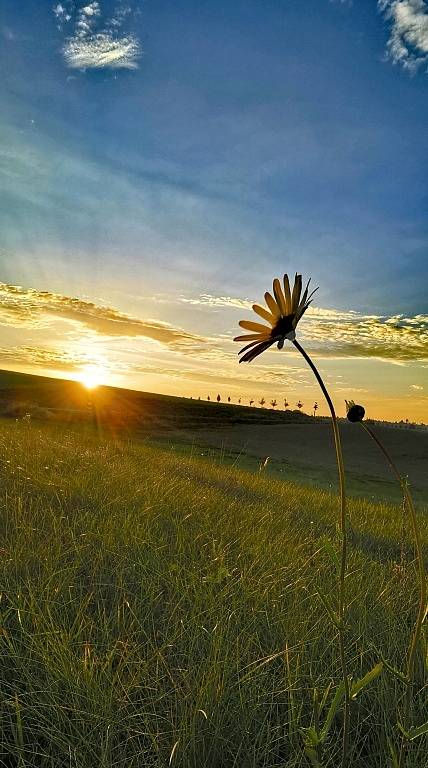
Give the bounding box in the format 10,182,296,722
0,417,427,767
0,369,312,431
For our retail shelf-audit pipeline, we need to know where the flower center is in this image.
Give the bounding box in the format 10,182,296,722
273,313,295,338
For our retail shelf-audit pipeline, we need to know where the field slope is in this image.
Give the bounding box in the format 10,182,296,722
0,418,427,767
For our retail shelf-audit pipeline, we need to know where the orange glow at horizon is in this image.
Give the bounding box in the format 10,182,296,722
76,366,107,390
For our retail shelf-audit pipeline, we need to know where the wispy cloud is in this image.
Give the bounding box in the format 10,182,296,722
181,294,256,311
0,344,96,370
132,361,309,389
379,0,428,72
56,1,141,70
0,283,206,351
181,293,428,362
303,312,428,361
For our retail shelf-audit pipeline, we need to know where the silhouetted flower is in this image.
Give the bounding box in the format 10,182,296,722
234,273,318,363
345,400,365,423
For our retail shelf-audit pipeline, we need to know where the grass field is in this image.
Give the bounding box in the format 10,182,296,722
1,416,427,767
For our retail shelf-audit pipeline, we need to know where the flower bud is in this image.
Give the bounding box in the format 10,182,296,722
346,401,365,423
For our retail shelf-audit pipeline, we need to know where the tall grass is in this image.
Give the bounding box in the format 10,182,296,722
0,418,427,767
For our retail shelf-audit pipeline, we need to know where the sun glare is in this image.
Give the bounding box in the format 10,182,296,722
77,367,105,390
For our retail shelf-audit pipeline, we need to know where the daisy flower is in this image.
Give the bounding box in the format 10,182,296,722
234,273,318,363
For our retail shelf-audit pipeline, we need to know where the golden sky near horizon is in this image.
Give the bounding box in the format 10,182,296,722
0,280,427,423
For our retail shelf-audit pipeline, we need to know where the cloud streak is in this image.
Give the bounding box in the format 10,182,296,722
379,0,428,71
132,362,309,389
0,283,206,351
57,1,141,70
0,344,96,370
181,294,428,362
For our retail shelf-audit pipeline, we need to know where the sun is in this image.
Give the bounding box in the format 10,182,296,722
77,366,105,390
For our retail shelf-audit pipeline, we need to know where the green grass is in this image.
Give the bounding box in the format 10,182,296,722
0,418,427,767
146,436,428,508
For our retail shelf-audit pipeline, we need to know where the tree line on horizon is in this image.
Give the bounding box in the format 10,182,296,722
202,394,319,415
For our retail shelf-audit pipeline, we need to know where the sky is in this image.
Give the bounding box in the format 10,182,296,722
0,0,427,421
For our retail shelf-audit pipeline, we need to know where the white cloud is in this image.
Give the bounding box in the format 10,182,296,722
181,293,428,362
410,383,424,389
0,283,206,351
82,3,100,17
181,294,255,311
58,1,141,70
53,3,65,18
63,32,140,69
379,0,428,71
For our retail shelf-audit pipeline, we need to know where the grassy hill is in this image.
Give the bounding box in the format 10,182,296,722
0,369,311,432
0,417,427,767
1,369,426,508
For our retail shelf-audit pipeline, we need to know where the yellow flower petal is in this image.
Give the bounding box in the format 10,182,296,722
283,274,292,314
234,333,269,342
264,291,280,318
252,304,276,325
239,320,270,333
273,278,287,315
291,273,302,313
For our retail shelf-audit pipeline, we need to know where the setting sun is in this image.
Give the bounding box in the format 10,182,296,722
77,367,105,390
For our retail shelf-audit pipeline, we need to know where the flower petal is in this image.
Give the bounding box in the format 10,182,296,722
298,281,318,315
252,303,276,325
239,320,270,333
273,278,287,315
264,291,280,318
234,333,269,342
283,274,292,314
238,338,267,354
295,298,314,322
298,278,311,311
239,338,275,363
291,273,302,314
306,286,319,303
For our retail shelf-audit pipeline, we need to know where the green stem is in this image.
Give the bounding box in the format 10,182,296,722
360,423,427,767
292,339,350,768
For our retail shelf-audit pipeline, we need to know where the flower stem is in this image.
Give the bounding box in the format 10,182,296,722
292,339,350,768
359,423,427,767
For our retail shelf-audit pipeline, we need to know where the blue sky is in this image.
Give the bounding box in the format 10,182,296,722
0,1,427,419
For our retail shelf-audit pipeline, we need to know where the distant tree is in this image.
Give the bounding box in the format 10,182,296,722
297,401,303,410
207,395,210,401
284,399,289,409
228,396,231,403
249,399,254,406
271,399,277,409
217,394,221,403
259,397,266,406
313,401,318,417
